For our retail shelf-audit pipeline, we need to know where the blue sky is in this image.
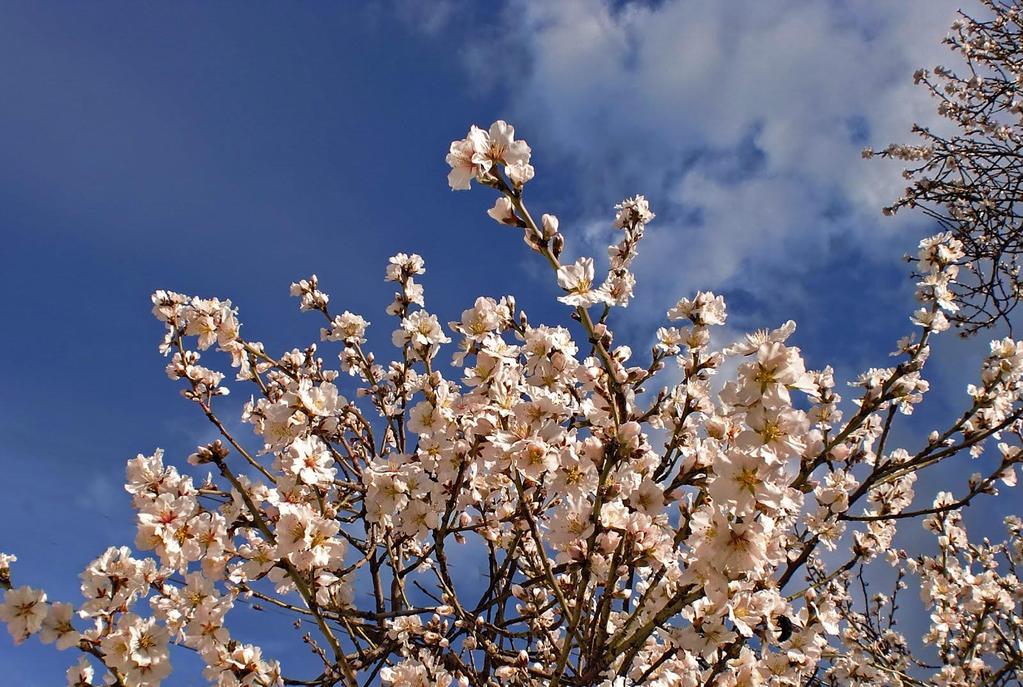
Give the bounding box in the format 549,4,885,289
1,0,1008,683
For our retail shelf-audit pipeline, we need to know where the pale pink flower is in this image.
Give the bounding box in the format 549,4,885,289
0,586,47,644
445,126,490,190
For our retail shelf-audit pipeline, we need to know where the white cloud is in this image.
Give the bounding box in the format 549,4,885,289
391,0,466,36
474,0,963,322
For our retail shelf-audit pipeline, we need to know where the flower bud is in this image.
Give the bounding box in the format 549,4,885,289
541,214,559,238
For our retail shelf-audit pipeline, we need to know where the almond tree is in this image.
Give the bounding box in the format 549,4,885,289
2,115,1022,687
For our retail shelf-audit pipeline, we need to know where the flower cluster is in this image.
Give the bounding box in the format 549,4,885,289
446,120,533,191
